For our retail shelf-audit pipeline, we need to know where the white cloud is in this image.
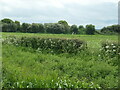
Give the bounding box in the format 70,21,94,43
0,0,118,28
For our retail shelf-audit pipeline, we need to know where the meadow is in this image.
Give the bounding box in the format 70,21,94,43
2,32,119,88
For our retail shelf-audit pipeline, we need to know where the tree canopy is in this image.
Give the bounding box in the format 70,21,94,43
1,18,119,35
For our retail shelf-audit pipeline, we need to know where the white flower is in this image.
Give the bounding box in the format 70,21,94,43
111,44,114,46
99,49,102,51
113,46,116,48
56,83,59,86
59,85,62,88
105,46,109,48
44,40,46,43
64,83,68,86
49,39,51,41
113,49,116,52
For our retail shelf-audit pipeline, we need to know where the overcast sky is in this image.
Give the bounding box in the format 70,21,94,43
0,0,119,29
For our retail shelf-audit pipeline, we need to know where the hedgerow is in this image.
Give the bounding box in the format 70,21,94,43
3,36,87,54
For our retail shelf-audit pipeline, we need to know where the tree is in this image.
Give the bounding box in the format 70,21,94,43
86,24,95,35
70,25,78,34
44,23,64,34
38,24,44,33
52,23,64,34
1,18,16,32
21,23,31,33
78,25,86,34
44,23,52,33
101,25,120,34
10,23,17,32
2,22,17,32
58,20,70,34
1,18,14,24
15,21,20,32
31,23,39,33
2,23,10,32
78,25,84,29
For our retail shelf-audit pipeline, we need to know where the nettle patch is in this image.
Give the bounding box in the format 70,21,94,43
101,41,120,57
3,36,87,54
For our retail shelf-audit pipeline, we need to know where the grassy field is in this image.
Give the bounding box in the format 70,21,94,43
2,32,118,88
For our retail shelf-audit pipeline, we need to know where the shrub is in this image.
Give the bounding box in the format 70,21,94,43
101,41,119,65
101,41,120,56
3,36,87,54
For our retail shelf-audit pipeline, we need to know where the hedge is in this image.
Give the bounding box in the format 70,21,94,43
3,36,87,54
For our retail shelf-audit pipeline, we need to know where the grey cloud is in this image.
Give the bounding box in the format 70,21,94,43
0,0,118,29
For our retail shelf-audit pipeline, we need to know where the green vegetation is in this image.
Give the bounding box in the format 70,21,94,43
2,32,118,49
2,32,118,88
0,18,96,34
86,24,95,35
1,18,120,35
101,25,120,35
3,36,86,54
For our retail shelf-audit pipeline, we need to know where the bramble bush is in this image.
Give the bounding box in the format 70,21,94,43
101,41,120,56
3,36,87,54
101,41,119,65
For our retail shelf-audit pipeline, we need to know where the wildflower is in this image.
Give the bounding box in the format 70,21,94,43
64,82,68,86
44,40,46,43
105,46,109,48
59,85,62,88
52,80,53,82
113,49,116,52
49,39,51,41
91,82,94,85
113,46,116,48
98,54,101,57
56,83,59,86
99,49,102,51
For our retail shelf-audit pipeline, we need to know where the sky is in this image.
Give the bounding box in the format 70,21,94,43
0,0,119,29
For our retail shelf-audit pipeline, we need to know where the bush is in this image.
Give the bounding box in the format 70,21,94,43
101,41,119,65
3,36,87,54
101,41,120,56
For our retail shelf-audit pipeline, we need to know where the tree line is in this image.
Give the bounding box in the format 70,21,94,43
101,25,120,34
0,18,119,35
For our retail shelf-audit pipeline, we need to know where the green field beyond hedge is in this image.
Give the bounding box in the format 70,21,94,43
2,32,119,88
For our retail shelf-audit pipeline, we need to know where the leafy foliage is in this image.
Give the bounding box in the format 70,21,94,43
3,36,87,54
101,25,120,35
101,41,120,56
86,24,95,35
70,25,78,34
1,18,120,35
2,44,118,88
101,41,120,65
1,31,118,89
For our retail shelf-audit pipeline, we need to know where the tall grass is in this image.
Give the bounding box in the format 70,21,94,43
2,32,118,88
2,45,118,88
